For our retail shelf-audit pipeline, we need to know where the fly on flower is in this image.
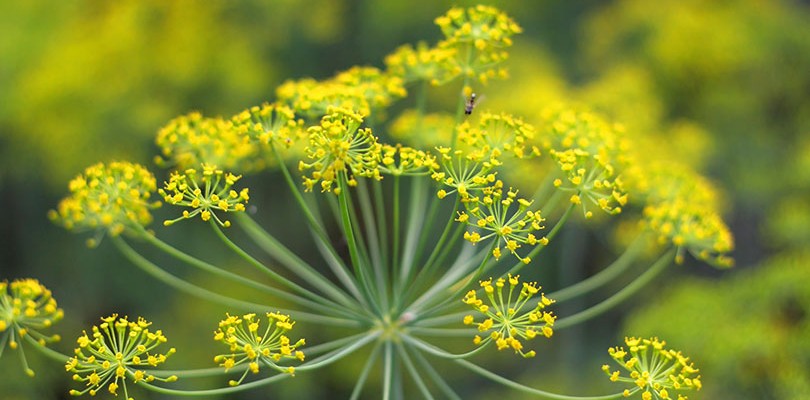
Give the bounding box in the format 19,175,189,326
465,92,478,115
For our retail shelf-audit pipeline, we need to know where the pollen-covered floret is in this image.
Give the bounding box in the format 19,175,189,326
159,164,249,228
462,275,555,358
539,105,630,218
155,112,263,173
230,102,305,150
66,314,177,399
213,312,306,386
384,42,460,85
456,182,547,263
49,162,160,246
433,6,522,85
603,337,701,400
0,279,64,376
379,144,438,176
627,161,733,267
277,66,405,119
456,112,540,161
389,110,456,149
299,107,382,195
431,145,499,201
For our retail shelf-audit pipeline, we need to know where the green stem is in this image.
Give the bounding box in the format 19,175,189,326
396,342,434,400
337,173,380,316
454,359,631,400
25,335,70,363
401,333,488,359
357,178,389,310
554,248,676,330
138,330,380,396
383,340,394,400
111,236,361,327
503,203,575,277
549,234,648,303
209,220,359,317
234,213,361,310
138,223,352,318
350,341,383,400
410,346,462,400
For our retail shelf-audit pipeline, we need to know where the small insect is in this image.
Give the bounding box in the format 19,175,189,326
464,92,478,115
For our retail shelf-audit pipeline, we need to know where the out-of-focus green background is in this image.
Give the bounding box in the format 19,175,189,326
2,0,809,399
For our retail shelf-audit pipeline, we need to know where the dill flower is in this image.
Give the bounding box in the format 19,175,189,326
539,106,630,218
462,275,555,358
66,314,177,398
231,102,304,146
299,107,382,194
0,279,63,376
213,312,305,386
456,112,541,160
434,5,522,84
643,200,733,267
602,337,701,400
627,161,733,267
49,162,160,246
379,144,439,177
154,112,263,173
388,110,456,149
431,146,498,200
384,42,460,85
277,66,405,119
456,183,546,263
159,164,249,228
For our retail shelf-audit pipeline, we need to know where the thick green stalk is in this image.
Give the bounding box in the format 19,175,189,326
234,213,361,310
455,359,632,400
111,236,360,327
549,233,648,303
337,172,381,316
350,341,383,400
554,248,676,330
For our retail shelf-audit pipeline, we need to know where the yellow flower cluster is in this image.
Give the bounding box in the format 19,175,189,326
0,279,63,376
277,66,406,119
213,312,305,386
463,275,555,358
155,112,263,173
456,112,540,161
388,110,456,149
230,102,305,151
66,314,177,399
384,42,459,85
159,164,249,228
49,162,160,246
602,337,701,400
455,182,547,263
299,108,382,194
633,163,733,266
433,5,522,85
540,105,629,218
379,144,439,176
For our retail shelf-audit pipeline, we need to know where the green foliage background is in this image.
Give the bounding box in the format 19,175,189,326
1,0,809,399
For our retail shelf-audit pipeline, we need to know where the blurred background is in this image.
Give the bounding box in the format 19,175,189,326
1,0,809,399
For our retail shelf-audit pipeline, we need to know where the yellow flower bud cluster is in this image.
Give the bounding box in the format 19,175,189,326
603,337,701,400
159,164,249,228
0,279,63,376
49,162,160,245
299,108,382,195
155,111,263,173
66,314,177,398
462,275,555,358
540,105,630,218
277,66,406,119
213,312,305,386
